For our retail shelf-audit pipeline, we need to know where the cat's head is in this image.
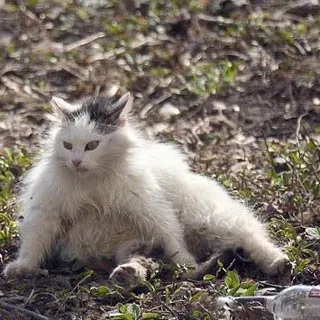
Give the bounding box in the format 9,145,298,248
49,93,134,176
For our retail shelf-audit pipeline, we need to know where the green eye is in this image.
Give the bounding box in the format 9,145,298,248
63,141,73,150
85,140,100,151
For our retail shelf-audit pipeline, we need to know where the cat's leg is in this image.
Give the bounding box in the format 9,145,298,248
182,175,287,275
126,185,197,268
3,209,60,278
205,203,287,275
109,239,159,289
236,214,287,275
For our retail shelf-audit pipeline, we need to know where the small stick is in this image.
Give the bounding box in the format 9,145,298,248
54,273,92,317
0,300,50,320
140,92,172,119
295,113,307,145
65,32,106,52
261,130,276,172
161,301,179,318
24,288,35,306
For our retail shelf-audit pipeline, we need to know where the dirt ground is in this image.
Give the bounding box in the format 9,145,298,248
0,0,319,319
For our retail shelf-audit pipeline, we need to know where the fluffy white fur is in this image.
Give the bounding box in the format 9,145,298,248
3,93,287,281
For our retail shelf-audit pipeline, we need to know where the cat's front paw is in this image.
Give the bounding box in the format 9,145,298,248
109,262,146,289
3,260,48,278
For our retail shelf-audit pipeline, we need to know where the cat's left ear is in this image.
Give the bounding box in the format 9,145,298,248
50,96,75,120
115,92,133,127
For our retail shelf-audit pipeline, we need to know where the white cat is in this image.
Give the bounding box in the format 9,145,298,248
3,93,287,286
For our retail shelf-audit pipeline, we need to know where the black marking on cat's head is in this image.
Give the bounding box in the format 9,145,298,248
51,93,132,134
71,96,122,133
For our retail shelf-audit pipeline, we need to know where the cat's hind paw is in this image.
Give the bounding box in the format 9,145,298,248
3,260,48,278
265,254,290,276
171,251,197,268
109,262,146,289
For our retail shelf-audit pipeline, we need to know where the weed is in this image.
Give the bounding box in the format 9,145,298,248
0,148,31,261
180,60,239,98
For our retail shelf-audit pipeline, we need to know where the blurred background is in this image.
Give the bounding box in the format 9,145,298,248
1,0,320,149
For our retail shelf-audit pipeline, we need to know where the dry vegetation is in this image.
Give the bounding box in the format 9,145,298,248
0,0,320,319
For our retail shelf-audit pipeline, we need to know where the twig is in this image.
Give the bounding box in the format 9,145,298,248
89,38,160,63
94,85,101,98
65,32,106,52
140,92,172,119
23,9,41,24
197,13,235,25
191,125,204,146
257,281,287,290
60,64,89,80
54,273,92,317
274,0,318,18
262,130,276,172
161,301,179,319
88,47,126,63
295,113,307,145
0,300,50,320
24,288,35,306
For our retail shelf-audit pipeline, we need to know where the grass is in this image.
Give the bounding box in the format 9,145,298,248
0,148,31,264
180,60,239,98
218,135,320,285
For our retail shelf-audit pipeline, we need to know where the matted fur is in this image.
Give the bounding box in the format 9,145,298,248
3,93,287,284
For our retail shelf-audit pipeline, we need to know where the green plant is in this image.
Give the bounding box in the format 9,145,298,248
0,148,31,253
180,60,239,98
222,270,257,297
110,303,159,320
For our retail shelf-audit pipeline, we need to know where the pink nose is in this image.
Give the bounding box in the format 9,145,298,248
72,159,82,167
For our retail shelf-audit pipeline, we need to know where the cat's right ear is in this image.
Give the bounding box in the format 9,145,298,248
115,92,133,127
50,96,74,120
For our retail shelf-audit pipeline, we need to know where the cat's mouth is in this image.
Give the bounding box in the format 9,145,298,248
75,166,88,174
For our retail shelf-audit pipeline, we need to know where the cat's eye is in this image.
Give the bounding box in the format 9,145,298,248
85,140,100,151
63,141,73,150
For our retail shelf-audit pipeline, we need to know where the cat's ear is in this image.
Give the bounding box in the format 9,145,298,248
50,96,74,120
114,92,133,127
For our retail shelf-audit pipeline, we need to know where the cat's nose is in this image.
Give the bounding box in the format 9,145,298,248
72,159,82,167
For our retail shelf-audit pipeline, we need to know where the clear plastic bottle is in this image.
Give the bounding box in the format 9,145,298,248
267,285,320,320
216,285,320,320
